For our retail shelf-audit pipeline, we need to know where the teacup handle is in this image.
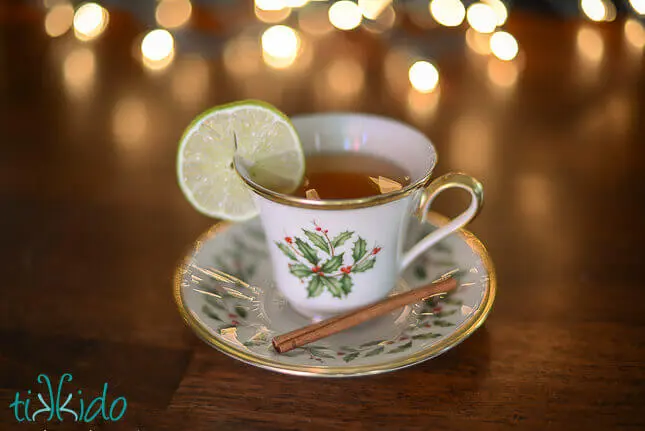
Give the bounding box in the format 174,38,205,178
400,173,484,270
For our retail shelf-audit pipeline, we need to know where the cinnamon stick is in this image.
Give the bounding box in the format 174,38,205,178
272,277,457,353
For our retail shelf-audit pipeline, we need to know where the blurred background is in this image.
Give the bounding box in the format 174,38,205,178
1,2,645,427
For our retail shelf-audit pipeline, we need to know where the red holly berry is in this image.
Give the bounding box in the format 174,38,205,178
231,320,239,326
316,226,322,231
324,229,328,234
228,313,237,319
312,266,321,273
372,247,382,255
285,237,293,244
340,266,352,274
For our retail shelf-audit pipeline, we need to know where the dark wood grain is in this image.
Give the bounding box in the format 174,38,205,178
2,4,644,430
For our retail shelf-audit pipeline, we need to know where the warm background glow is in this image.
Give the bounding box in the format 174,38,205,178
429,0,466,27
625,18,645,49
490,31,519,61
467,3,497,33
261,25,301,69
45,3,74,37
629,0,645,14
73,2,109,41
328,1,363,31
408,60,440,93
141,29,175,70
156,0,192,29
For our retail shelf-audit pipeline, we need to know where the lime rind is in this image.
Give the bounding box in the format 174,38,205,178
177,100,304,221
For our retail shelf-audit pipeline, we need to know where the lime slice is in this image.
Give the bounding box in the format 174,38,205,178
177,100,304,221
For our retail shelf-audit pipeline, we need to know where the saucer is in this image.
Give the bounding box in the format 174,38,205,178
174,212,496,377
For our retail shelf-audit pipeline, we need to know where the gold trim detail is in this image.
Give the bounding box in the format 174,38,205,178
173,213,496,377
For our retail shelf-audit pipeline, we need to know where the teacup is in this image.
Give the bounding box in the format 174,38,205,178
237,113,483,319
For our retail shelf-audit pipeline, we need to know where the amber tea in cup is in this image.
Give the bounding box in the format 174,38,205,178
292,153,412,200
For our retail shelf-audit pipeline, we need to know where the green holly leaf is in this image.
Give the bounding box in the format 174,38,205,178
360,339,384,347
433,319,454,327
307,275,324,298
242,340,267,347
204,296,226,310
343,351,361,362
319,276,343,298
352,237,367,262
235,305,247,318
434,309,457,318
201,305,221,321
295,237,319,265
339,274,353,295
412,332,442,340
308,349,335,359
290,263,313,278
365,346,384,357
332,230,354,248
321,253,344,273
275,242,297,261
388,341,413,354
353,258,376,273
303,230,330,254
281,349,306,357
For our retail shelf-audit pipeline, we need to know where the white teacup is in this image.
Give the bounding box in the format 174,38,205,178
238,113,483,319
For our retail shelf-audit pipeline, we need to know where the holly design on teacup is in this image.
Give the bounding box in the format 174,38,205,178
275,221,381,298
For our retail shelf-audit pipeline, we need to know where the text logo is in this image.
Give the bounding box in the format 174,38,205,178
10,374,127,423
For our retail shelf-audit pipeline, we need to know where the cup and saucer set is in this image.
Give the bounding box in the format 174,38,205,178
174,114,496,377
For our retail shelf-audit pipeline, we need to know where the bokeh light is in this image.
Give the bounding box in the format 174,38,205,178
299,5,334,36
73,2,109,41
487,58,519,88
141,29,175,70
156,0,192,29
429,0,465,27
450,115,494,178
172,56,210,108
324,57,365,98
255,0,286,10
284,0,309,6
580,0,606,22
223,35,262,78
490,31,518,61
262,25,300,69
358,0,390,20
113,97,148,149
255,6,291,23
63,47,96,98
363,5,396,33
328,1,363,31
408,61,440,93
406,88,441,124
45,3,74,38
465,28,491,54
482,0,508,26
384,46,411,97
466,3,497,33
577,26,604,63
625,18,645,49
629,0,645,14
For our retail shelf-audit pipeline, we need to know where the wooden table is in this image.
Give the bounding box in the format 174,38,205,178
2,3,644,430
